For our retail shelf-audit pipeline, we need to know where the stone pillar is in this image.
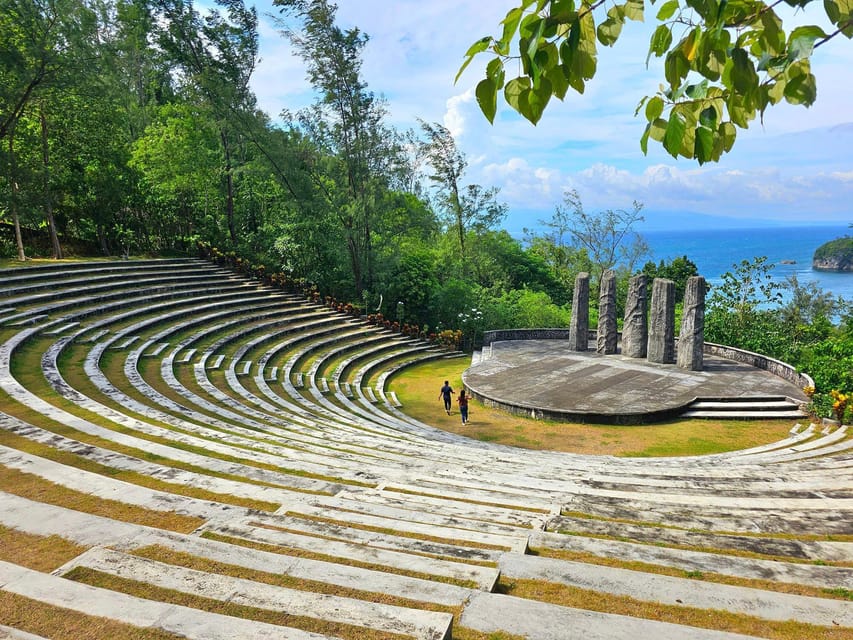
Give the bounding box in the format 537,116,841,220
568,272,589,351
621,274,648,358
677,275,706,371
647,278,675,364
597,270,618,355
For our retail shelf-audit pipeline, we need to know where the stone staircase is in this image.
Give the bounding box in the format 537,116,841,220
0,258,850,640
680,395,807,420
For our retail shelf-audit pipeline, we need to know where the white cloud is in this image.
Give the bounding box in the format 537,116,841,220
249,0,853,230
443,89,474,139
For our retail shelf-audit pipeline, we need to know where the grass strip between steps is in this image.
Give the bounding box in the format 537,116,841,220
0,591,184,640
199,530,480,589
0,525,88,572
497,576,853,640
63,566,414,640
528,546,853,602
0,465,204,533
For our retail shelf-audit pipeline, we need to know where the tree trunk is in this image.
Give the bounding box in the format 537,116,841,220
220,128,237,247
40,104,62,259
8,120,26,261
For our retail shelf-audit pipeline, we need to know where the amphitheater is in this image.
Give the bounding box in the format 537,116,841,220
0,257,850,640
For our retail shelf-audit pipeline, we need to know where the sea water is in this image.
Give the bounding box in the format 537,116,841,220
644,225,853,303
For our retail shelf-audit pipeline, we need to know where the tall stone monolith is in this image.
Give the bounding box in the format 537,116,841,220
568,272,589,351
622,274,648,358
597,270,618,355
677,275,706,371
647,278,675,364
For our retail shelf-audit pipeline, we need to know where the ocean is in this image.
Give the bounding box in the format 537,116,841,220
643,225,853,304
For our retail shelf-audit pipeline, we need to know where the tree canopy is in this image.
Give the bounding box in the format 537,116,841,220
459,0,853,164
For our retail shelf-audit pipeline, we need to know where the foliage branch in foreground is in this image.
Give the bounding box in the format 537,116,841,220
458,0,853,163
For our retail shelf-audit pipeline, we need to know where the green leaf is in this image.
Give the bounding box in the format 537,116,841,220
551,0,578,20
788,25,827,61
694,126,715,164
476,77,498,123
663,112,687,158
640,122,651,154
457,37,492,83
645,95,664,121
824,0,841,22
597,17,623,46
656,0,680,20
504,76,531,112
649,117,668,142
522,76,553,124
464,36,491,58
759,11,785,57
498,7,524,55
784,70,817,105
685,79,709,99
545,63,570,99
486,57,506,89
730,47,758,94
624,0,645,21
718,121,736,152
699,105,717,129
648,24,673,60
664,49,689,89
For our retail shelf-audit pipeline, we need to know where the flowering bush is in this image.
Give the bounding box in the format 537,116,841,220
830,390,850,423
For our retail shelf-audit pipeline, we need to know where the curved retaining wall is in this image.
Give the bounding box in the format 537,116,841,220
703,341,814,390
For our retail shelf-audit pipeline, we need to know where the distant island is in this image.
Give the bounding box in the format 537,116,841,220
813,236,853,272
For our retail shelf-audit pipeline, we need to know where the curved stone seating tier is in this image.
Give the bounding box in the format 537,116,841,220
1,258,851,640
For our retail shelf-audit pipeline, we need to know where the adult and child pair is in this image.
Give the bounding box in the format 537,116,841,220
439,380,468,424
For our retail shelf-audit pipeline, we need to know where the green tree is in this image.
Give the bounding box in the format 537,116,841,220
420,120,507,261
556,188,647,282
459,0,853,164
153,0,260,247
705,256,785,353
276,0,403,295
641,255,700,298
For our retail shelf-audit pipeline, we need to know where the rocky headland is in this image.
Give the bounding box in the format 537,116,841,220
812,236,853,272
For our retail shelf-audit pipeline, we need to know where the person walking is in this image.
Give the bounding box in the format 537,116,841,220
439,380,454,415
457,389,469,425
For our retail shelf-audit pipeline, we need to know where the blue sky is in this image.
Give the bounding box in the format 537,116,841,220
249,0,853,234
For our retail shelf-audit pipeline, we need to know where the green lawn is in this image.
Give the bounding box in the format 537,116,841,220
388,358,794,457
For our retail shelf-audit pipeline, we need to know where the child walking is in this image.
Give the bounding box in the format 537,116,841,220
457,389,469,425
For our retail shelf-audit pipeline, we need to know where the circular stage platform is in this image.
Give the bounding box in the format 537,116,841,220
462,339,809,424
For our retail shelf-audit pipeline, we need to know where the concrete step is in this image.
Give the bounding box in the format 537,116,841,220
0,561,337,640
59,547,453,640
460,591,761,640
199,520,500,590
499,552,853,627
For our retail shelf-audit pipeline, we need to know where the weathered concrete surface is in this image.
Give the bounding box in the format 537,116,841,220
499,553,853,627
568,272,590,351
60,548,453,640
596,270,618,354
0,561,336,640
0,626,48,640
678,275,706,371
622,274,648,358
459,592,760,640
463,340,807,419
648,278,676,364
